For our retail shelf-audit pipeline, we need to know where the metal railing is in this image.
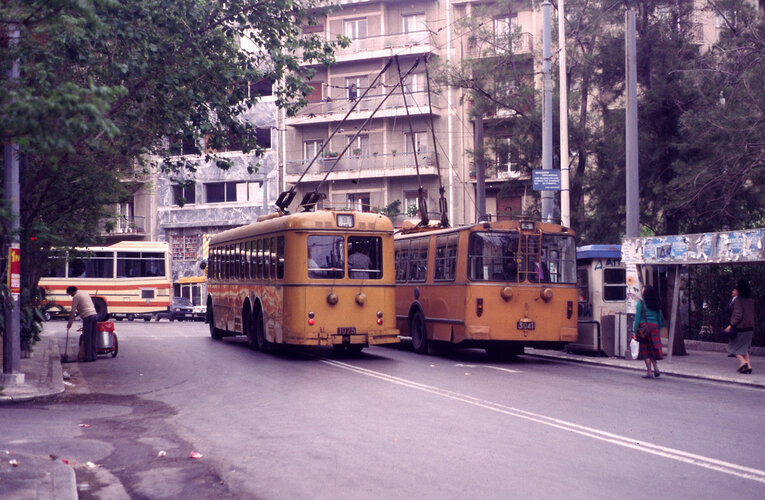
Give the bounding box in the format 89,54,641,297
101,215,146,235
290,90,440,121
286,152,438,178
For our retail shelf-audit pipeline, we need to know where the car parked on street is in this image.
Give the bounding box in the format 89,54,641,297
155,297,195,321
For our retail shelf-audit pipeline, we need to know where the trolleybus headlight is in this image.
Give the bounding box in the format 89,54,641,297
356,292,367,305
327,292,338,305
500,287,513,301
540,288,553,302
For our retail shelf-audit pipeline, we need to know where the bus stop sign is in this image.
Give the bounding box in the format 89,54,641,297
532,170,561,191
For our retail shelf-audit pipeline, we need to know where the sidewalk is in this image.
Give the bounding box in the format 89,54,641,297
527,344,765,388
0,334,77,500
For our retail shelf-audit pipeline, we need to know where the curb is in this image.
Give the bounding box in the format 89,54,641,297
0,452,78,500
0,337,66,403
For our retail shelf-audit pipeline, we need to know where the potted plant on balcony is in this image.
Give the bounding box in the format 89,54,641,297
391,149,397,157
352,148,362,157
324,151,339,159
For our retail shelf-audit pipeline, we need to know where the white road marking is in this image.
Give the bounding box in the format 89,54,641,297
455,363,521,374
321,358,765,484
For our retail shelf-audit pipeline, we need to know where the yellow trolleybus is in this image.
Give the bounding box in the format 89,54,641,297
206,209,399,353
40,241,172,321
395,219,578,358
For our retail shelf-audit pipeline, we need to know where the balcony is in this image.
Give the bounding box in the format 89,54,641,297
285,152,440,182
287,90,441,125
302,30,437,64
101,216,146,237
467,32,534,59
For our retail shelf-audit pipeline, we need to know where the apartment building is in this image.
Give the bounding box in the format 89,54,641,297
283,0,542,226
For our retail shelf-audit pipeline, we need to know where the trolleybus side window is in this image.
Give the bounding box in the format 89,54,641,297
394,240,409,282
541,235,577,284
277,236,285,279
407,238,428,282
348,236,382,279
468,232,519,282
434,234,458,281
308,235,344,279
44,255,67,278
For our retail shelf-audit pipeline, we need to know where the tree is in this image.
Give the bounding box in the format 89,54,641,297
669,0,765,232
1,0,345,295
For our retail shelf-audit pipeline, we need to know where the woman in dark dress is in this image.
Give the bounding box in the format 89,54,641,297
724,280,755,374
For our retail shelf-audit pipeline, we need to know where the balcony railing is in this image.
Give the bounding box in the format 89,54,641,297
286,152,440,180
288,90,440,123
101,215,146,235
301,29,436,61
336,30,437,58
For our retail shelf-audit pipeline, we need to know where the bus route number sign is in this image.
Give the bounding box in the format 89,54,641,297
517,320,535,330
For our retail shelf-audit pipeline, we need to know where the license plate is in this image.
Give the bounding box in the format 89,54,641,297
517,320,535,330
338,327,357,335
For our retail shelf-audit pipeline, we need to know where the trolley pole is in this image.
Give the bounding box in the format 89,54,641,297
3,23,22,378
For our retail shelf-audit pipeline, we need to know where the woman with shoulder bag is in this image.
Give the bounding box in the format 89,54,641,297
633,285,664,378
724,280,755,374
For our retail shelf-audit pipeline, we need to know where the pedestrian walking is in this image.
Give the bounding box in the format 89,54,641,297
724,280,754,374
66,286,98,362
633,285,664,378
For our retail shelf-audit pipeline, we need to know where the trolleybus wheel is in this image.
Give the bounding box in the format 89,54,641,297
126,314,135,322
245,309,258,350
208,302,223,340
254,310,270,353
409,310,429,355
111,335,118,357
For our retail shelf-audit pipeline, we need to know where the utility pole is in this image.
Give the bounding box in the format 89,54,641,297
558,0,570,228
541,0,553,222
3,23,22,379
625,10,639,237
474,113,486,222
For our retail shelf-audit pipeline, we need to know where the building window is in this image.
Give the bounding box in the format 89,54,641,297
344,18,367,40
346,76,368,101
494,16,518,53
347,134,369,157
169,135,200,156
173,183,196,206
205,181,263,204
255,127,272,149
248,79,274,98
304,139,324,161
347,192,371,212
404,131,428,154
172,235,200,261
402,13,426,33
404,189,427,216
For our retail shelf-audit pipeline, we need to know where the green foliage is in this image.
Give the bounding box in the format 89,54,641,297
687,264,765,347
373,200,401,218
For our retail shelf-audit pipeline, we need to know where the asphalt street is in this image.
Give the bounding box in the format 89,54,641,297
2,321,764,499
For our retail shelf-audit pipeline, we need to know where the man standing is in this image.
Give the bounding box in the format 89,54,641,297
66,286,98,362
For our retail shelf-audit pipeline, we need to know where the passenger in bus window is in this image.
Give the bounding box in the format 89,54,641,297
349,240,372,279
307,247,324,279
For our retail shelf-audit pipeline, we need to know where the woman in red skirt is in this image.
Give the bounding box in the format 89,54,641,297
633,285,664,378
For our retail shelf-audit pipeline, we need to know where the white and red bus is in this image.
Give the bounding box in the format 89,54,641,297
40,241,172,321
